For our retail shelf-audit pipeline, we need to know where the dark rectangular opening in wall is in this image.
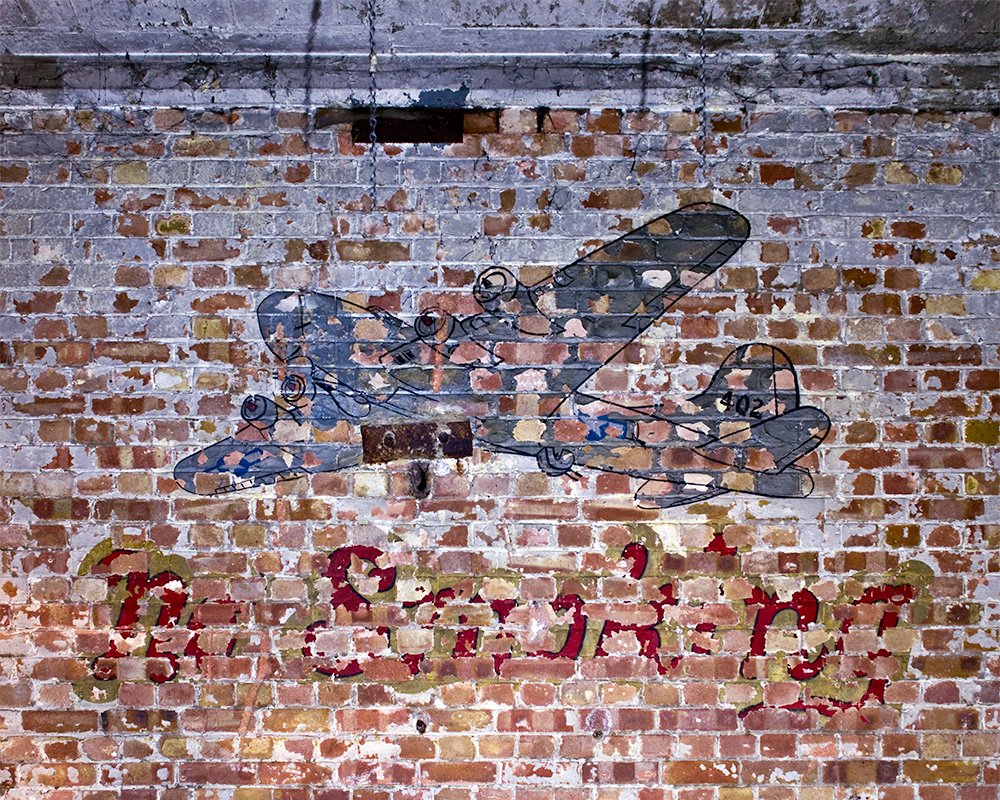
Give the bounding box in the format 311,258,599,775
0,54,63,89
350,109,465,143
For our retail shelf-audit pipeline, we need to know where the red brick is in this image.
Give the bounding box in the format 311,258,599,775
423,761,497,783
336,240,410,261
903,761,979,783
0,163,29,182
916,498,985,521
840,448,901,469
22,711,98,732
262,709,330,732
908,345,981,366
910,446,982,469
759,163,796,185
174,239,241,261
891,221,926,239
94,342,170,363
178,763,257,785
663,761,739,784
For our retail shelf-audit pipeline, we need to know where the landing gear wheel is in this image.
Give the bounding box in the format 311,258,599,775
537,446,575,476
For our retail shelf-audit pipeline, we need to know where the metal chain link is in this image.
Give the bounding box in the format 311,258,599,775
367,0,378,208
697,0,710,188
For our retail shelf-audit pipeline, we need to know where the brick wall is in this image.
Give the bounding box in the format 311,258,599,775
0,102,998,797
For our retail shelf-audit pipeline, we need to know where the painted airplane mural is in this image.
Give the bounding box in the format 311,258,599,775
174,203,831,508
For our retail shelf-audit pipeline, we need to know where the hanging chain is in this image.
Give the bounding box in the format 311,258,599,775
366,0,379,208
697,0,710,188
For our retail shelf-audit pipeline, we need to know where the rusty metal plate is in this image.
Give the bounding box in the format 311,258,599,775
361,420,473,464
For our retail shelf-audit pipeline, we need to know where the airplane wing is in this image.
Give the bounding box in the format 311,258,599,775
469,202,751,455
525,201,751,410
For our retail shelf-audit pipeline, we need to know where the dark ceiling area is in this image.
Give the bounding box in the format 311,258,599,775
2,0,998,107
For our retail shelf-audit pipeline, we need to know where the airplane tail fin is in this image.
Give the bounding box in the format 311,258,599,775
662,343,830,471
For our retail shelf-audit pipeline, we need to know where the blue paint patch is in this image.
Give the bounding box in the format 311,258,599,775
585,417,628,442
417,86,470,108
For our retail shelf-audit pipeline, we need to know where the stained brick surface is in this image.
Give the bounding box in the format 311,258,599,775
0,102,998,797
